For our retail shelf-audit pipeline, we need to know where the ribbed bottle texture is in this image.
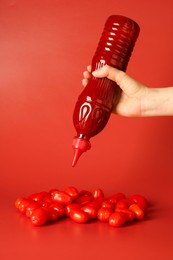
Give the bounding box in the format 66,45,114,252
92,15,140,71
72,15,140,166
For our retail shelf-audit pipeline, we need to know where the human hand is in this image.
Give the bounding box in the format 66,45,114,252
82,65,149,117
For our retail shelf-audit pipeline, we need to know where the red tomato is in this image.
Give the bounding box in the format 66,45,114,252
81,205,98,220
18,199,31,214
69,209,88,224
65,203,81,217
129,204,145,220
25,202,40,218
92,188,104,199
75,195,92,206
49,203,66,217
97,207,113,222
86,200,102,210
107,193,126,205
109,212,127,227
64,186,79,200
128,195,147,211
101,200,114,211
49,189,59,196
31,208,48,226
15,189,148,228
28,192,48,202
115,208,135,222
51,190,72,205
115,199,132,210
43,207,59,221
79,190,92,197
41,195,53,208
15,197,27,209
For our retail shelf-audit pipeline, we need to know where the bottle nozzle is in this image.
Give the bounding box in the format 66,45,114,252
72,137,91,167
72,148,83,167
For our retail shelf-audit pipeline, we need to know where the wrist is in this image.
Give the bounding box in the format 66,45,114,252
142,87,173,116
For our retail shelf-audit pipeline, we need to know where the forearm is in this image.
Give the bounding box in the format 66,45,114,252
142,86,173,116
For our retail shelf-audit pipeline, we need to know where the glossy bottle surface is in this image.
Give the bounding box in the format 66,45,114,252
72,15,140,166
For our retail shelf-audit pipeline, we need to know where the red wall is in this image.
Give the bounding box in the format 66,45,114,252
0,1,173,259
1,0,173,200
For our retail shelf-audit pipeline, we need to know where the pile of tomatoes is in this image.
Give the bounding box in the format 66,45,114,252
15,187,147,227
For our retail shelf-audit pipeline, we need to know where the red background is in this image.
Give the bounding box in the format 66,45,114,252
0,0,173,259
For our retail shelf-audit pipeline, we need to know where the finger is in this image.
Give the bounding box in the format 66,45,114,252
82,78,88,87
83,70,90,79
92,65,142,96
87,65,92,72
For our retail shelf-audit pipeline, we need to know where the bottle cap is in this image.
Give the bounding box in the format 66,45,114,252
72,137,91,167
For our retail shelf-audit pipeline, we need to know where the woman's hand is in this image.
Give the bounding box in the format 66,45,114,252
82,65,173,117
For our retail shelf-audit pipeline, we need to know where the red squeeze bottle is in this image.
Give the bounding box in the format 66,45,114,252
72,15,140,167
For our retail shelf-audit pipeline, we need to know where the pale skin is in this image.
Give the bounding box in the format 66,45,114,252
82,65,173,117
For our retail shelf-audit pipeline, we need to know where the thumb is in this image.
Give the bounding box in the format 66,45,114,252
92,65,142,96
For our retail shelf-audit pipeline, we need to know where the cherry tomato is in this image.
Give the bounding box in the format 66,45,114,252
115,199,132,210
49,203,66,217
94,197,105,203
18,199,31,214
101,200,114,211
129,204,145,220
51,190,72,205
79,190,92,197
15,197,27,209
107,193,126,205
69,209,88,224
109,212,127,227
49,189,59,196
86,201,101,210
115,208,135,222
92,188,104,199
97,207,113,222
64,186,79,200
128,195,147,211
81,205,98,220
43,207,59,221
25,202,40,218
41,195,53,208
65,203,81,217
28,192,48,202
15,189,148,228
31,208,48,226
75,195,92,206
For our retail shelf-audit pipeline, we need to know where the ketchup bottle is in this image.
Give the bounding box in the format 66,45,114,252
72,15,140,167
